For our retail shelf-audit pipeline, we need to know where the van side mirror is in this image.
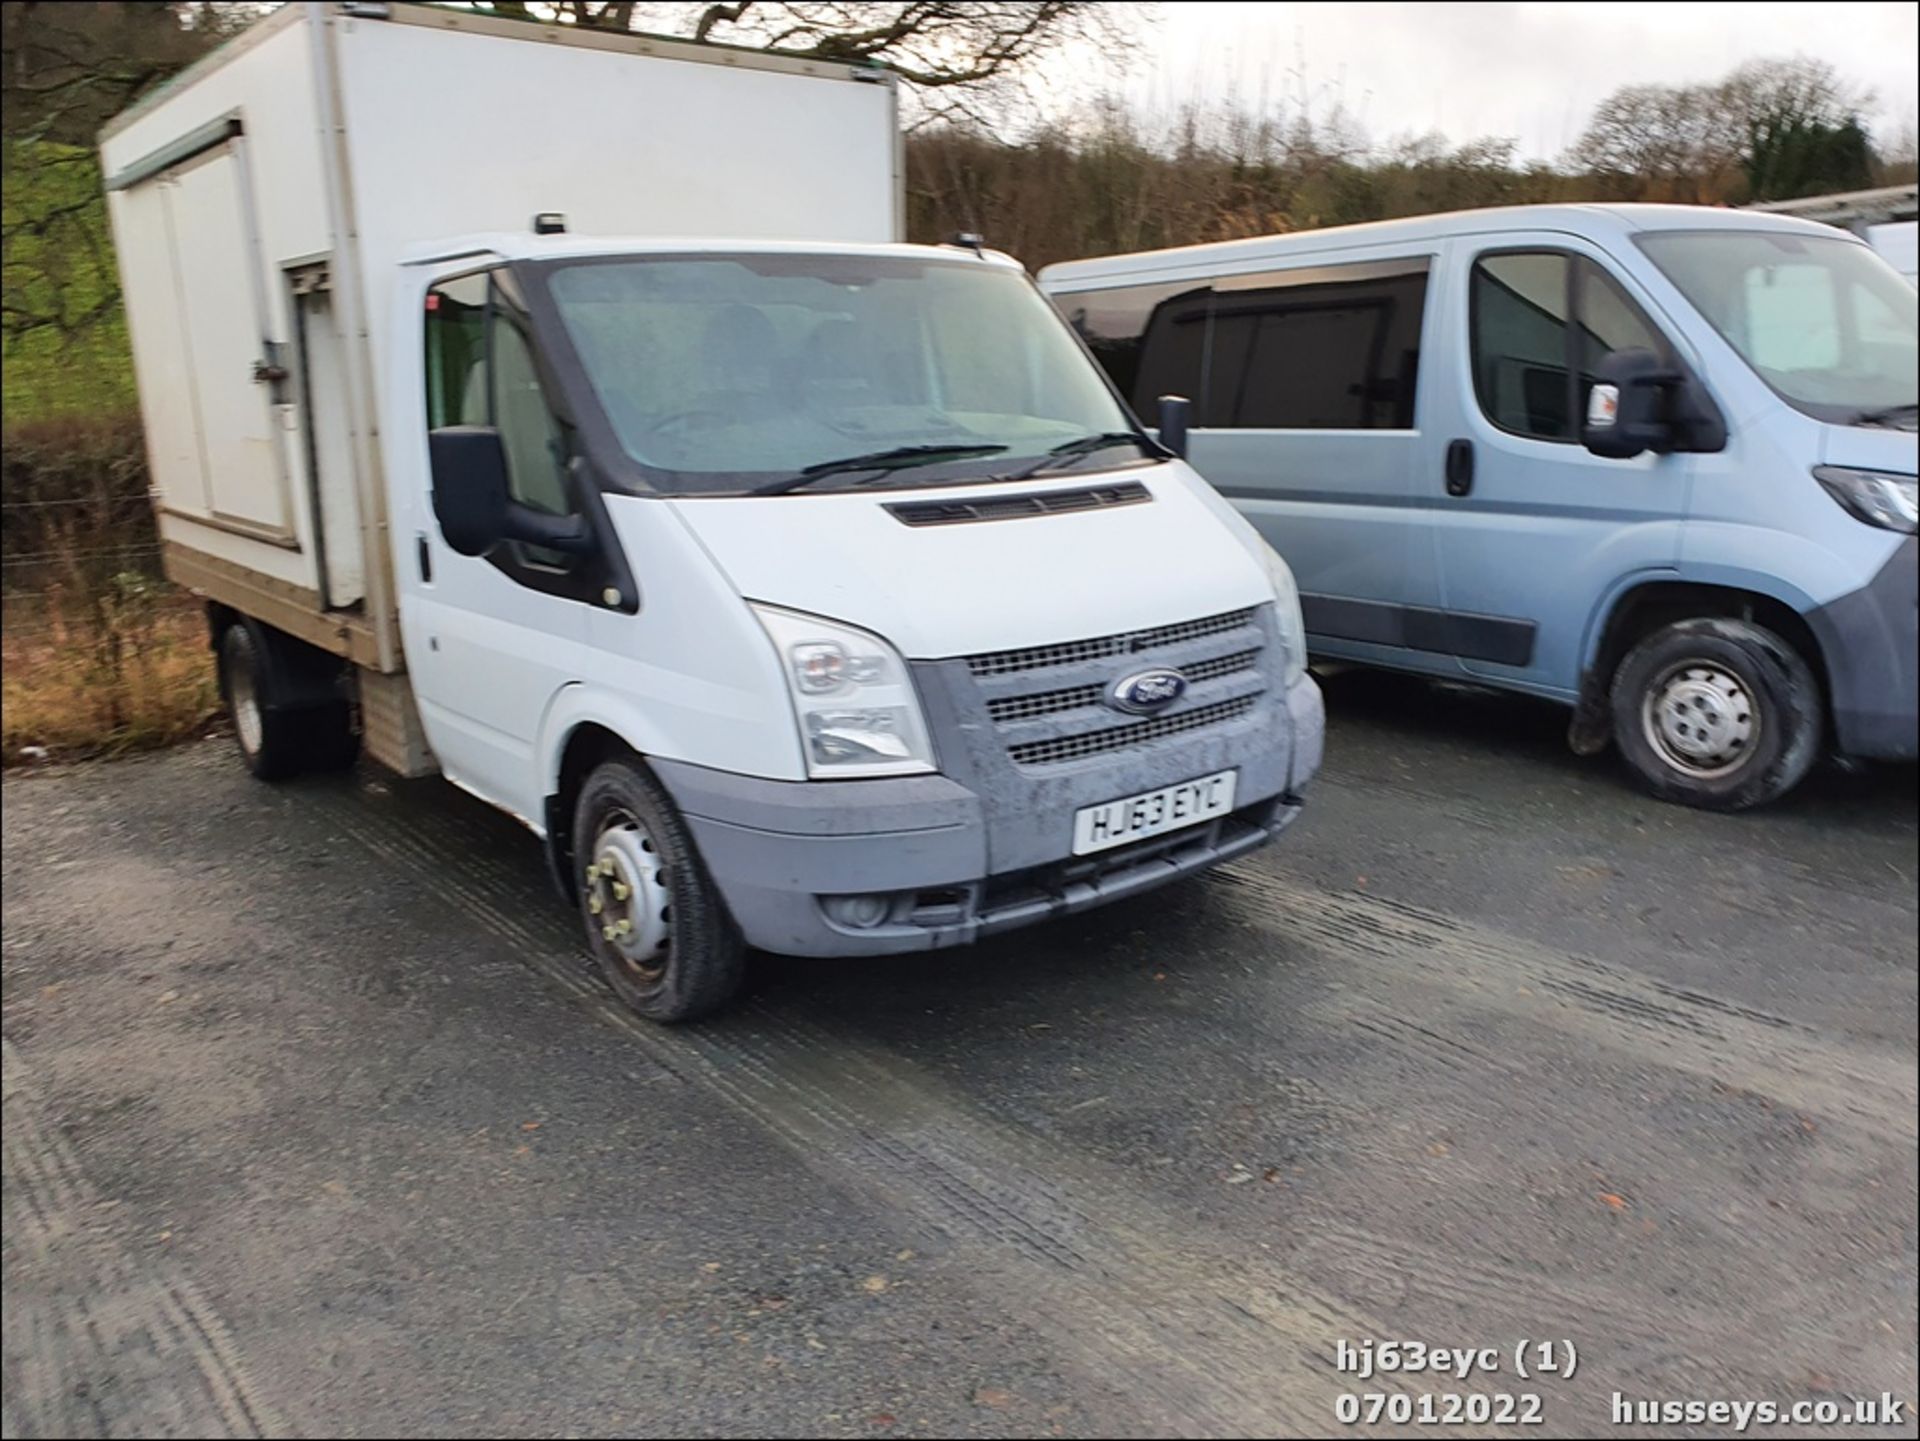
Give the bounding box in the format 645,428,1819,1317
429,425,593,558
1156,394,1192,459
1582,349,1680,460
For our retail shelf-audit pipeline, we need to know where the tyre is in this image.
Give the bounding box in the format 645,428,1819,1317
1609,618,1821,811
571,756,746,1022
218,624,358,780
219,624,302,781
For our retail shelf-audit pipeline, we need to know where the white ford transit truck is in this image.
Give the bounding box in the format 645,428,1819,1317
101,2,1322,1020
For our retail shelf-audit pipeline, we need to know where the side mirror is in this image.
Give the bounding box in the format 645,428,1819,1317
429,425,593,558
1582,348,1680,460
430,426,510,556
1157,394,1192,459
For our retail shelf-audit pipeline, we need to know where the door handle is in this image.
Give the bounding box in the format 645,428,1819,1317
1445,438,1475,497
415,531,432,584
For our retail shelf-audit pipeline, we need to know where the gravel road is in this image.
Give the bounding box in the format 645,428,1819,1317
4,668,1915,1438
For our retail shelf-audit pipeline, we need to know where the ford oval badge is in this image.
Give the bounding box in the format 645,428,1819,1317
1107,667,1188,715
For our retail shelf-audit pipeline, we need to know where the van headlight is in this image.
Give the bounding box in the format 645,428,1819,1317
1261,544,1309,684
751,604,935,778
1814,466,1918,534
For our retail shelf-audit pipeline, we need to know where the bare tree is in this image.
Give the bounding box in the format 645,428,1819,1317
478,2,1140,123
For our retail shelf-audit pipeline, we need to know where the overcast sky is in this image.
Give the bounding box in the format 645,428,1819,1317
1064,2,1919,162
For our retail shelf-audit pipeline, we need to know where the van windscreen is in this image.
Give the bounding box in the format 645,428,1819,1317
1637,230,1917,428
542,254,1144,495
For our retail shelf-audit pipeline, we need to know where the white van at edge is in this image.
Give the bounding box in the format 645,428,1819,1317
101,4,1322,1022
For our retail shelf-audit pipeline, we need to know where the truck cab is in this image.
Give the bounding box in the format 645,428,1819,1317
397,233,1321,1019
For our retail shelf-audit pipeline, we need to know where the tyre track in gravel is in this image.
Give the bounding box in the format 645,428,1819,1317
1,1036,282,1440
302,768,1843,1432
311,777,1530,1439
1212,863,1918,1145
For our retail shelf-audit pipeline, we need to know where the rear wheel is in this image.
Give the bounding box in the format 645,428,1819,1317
217,623,357,780
571,757,745,1023
1609,618,1821,811
220,624,299,780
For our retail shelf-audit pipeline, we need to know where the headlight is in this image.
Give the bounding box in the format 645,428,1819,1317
751,604,935,778
1260,543,1309,684
1814,466,1918,534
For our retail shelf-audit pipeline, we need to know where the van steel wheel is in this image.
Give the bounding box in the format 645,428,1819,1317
1609,618,1821,811
218,623,357,780
219,625,300,780
1639,660,1758,779
571,757,745,1022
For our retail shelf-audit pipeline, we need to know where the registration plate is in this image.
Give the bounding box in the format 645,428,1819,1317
1071,769,1238,856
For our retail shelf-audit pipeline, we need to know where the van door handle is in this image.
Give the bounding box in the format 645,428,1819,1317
415,531,432,584
1445,439,1475,497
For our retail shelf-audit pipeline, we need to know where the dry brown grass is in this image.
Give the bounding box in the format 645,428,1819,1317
2,589,220,765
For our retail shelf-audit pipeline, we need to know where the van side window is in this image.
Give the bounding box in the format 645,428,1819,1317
1203,261,1428,429
425,270,575,571
1473,251,1676,443
1061,260,1429,431
1057,281,1201,417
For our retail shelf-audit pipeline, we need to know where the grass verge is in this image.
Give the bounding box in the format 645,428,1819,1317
3,596,220,766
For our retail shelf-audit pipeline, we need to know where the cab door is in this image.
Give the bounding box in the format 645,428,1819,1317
402,265,590,824
1425,237,1695,694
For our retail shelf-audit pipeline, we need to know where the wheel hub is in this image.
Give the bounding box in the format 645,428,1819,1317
230,660,263,757
1642,662,1757,778
585,816,671,977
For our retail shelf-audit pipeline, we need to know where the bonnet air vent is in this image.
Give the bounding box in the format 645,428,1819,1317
885,481,1152,528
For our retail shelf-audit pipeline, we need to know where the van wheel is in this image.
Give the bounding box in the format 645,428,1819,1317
1609,618,1821,811
218,624,358,780
220,625,301,781
571,757,745,1023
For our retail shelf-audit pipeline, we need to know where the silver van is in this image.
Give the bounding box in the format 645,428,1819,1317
1041,204,1917,809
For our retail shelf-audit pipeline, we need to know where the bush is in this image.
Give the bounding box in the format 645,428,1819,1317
2,412,213,764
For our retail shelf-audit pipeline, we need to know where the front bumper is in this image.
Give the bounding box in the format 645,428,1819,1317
653,670,1324,958
1807,537,1918,761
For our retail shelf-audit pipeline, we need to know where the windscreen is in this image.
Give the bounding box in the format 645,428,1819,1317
1637,229,1918,426
545,253,1142,494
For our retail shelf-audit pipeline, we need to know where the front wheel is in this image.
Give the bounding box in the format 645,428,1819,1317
1609,618,1821,811
571,757,745,1022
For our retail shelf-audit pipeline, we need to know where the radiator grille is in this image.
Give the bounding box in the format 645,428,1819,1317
984,648,1260,724
965,608,1256,679
1006,696,1257,767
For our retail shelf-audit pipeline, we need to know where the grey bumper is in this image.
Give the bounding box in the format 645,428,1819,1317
1807,537,1918,761
653,671,1323,958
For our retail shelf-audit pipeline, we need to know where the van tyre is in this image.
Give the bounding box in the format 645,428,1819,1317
218,624,358,780
1610,618,1821,811
572,757,745,1023
220,624,301,781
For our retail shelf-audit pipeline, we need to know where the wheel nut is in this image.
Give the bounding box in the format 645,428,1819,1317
611,881,630,901
602,923,618,940
588,895,603,914
614,919,632,937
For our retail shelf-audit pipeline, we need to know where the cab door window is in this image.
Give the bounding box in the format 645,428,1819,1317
1471,249,1675,443
424,270,577,574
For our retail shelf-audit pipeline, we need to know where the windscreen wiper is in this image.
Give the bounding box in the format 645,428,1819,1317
994,431,1161,484
1850,401,1920,429
752,443,1007,495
